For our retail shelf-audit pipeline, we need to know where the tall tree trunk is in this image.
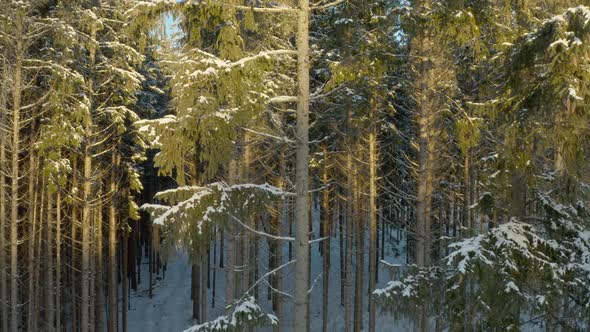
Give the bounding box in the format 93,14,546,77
353,165,364,332
192,264,199,321
294,0,311,329
339,201,344,306
274,145,287,332
55,187,62,332
122,229,128,332
344,113,354,332
321,147,330,332
243,133,254,298
149,225,154,299
10,17,23,331
33,173,44,332
108,151,119,332
225,158,238,310
46,190,55,331
27,108,40,332
200,253,207,322
414,24,435,331
0,58,8,332
0,124,6,332
81,24,98,332
211,228,216,307
71,158,79,332
368,107,378,332
95,187,104,332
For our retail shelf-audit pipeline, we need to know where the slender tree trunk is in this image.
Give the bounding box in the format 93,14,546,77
122,230,128,332
10,19,23,331
55,187,62,332
33,174,44,332
192,264,199,321
274,146,287,332
339,201,344,306
225,158,238,310
46,190,55,331
416,115,430,267
0,60,8,332
95,188,104,332
149,225,154,299
344,113,354,332
243,133,254,299
27,110,40,332
321,147,330,332
462,153,470,238
353,169,364,332
0,123,6,332
89,214,95,332
368,107,378,332
108,151,118,332
294,0,311,329
211,228,216,307
81,24,98,332
71,158,79,332
200,253,207,322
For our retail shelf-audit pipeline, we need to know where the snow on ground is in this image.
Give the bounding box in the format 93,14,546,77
125,198,410,331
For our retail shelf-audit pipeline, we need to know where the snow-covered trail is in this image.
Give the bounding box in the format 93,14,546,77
126,253,196,332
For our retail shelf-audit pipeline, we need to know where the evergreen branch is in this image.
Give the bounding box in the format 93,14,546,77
189,0,298,13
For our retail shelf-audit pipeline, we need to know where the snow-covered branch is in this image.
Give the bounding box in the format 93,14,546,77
189,50,297,78
267,95,298,104
183,296,277,332
231,215,295,242
188,0,297,13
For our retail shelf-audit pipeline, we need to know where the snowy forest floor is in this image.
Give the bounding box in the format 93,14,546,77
123,201,411,331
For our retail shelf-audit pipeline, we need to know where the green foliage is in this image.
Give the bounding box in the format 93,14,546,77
456,116,483,155
141,182,288,258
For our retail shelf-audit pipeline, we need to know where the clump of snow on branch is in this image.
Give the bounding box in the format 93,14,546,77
182,296,277,332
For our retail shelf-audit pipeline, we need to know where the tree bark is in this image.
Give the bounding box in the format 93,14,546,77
10,17,23,331
0,58,8,332
294,0,311,329
108,151,119,332
321,147,330,332
122,230,128,332
225,158,238,310
71,158,79,332
46,190,55,331
0,124,6,332
463,153,470,238
81,23,98,332
55,187,62,332
368,106,378,332
344,112,354,332
95,187,104,332
353,170,364,332
274,145,287,332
